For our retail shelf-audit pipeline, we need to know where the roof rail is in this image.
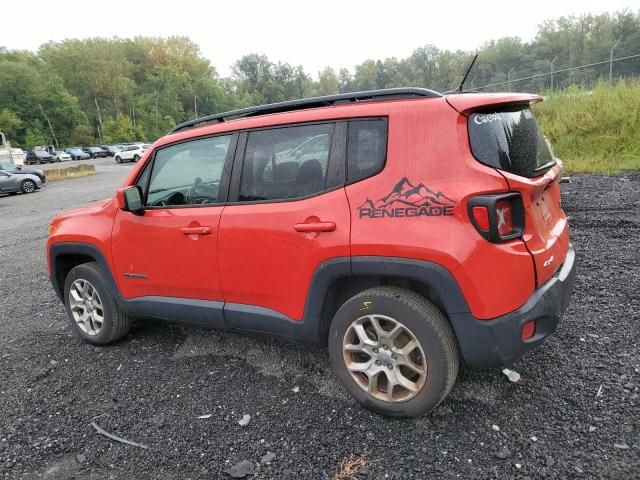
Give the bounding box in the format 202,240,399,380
169,87,441,134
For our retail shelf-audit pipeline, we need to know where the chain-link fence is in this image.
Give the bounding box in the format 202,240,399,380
474,53,640,93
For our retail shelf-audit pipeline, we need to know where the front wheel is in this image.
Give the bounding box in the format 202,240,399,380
328,287,459,417
21,179,37,193
63,262,131,345
115,156,121,164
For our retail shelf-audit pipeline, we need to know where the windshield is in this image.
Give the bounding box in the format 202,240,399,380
468,106,554,178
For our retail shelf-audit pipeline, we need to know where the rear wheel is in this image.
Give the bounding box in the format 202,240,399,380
133,154,140,162
21,179,36,193
328,287,458,417
64,262,131,345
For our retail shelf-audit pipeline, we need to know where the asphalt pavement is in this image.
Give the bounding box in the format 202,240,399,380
0,165,638,479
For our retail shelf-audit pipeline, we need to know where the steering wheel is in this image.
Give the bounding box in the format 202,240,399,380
186,177,218,204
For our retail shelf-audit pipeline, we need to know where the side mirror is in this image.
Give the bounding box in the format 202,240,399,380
120,186,144,214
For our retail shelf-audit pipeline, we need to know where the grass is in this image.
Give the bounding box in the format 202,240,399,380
45,164,97,182
533,79,640,174
331,454,374,480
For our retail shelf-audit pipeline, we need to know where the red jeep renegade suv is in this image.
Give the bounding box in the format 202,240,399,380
47,88,575,417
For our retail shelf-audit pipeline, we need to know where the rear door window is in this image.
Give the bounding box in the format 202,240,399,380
239,123,334,202
468,107,554,178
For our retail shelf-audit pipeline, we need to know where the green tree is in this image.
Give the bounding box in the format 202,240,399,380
102,115,136,144
0,109,23,140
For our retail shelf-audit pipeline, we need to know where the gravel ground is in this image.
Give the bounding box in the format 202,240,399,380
0,168,638,479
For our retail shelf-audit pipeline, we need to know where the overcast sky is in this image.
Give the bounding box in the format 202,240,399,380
2,1,634,77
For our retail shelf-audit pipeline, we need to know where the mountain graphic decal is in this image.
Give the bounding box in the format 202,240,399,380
358,178,456,219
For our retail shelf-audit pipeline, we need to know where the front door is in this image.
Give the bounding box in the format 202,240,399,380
112,133,235,301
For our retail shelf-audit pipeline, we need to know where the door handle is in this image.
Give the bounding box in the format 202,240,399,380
181,226,212,235
294,221,336,233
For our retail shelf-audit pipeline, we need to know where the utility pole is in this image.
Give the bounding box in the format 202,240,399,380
94,98,103,134
38,104,59,148
194,94,198,119
507,67,515,92
610,39,621,85
155,90,159,133
550,56,558,90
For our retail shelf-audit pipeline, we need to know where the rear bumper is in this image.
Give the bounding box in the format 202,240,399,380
450,244,576,368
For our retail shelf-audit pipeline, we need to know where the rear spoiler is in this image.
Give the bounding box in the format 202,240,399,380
445,93,542,116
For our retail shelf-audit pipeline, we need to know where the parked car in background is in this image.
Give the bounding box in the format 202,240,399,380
65,148,90,161
0,170,42,195
54,150,71,162
82,147,109,159
107,145,124,156
99,146,113,157
25,150,55,165
0,163,46,183
114,144,147,163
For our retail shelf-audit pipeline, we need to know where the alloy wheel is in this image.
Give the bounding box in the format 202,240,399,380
22,181,36,193
342,314,427,402
68,279,105,336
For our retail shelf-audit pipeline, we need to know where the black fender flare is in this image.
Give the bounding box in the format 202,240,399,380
297,256,471,341
49,242,120,302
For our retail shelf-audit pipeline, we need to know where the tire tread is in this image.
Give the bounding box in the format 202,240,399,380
66,262,131,344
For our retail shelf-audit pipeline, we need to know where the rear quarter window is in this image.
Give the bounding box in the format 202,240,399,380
468,107,554,178
347,119,387,183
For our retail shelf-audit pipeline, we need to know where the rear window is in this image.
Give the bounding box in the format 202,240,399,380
468,107,554,178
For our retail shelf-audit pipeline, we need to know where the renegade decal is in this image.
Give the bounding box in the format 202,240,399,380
358,177,456,219
124,272,148,279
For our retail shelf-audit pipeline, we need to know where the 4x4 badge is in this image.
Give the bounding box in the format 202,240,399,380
358,177,456,219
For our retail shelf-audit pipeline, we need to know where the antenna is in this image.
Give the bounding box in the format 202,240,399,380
455,54,478,93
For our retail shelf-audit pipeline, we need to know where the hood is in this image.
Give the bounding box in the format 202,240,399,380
52,198,113,223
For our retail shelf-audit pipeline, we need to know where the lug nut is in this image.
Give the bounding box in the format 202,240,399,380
388,364,394,370
375,360,382,366
373,348,379,354
392,354,397,360
382,344,389,350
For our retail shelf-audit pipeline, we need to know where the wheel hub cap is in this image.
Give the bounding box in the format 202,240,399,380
342,314,427,402
68,279,104,336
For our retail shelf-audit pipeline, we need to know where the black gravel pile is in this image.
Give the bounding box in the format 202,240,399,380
0,171,638,479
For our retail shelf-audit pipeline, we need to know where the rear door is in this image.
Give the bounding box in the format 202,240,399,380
467,105,569,285
218,121,350,322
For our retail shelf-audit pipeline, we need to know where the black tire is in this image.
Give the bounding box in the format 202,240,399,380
63,262,131,345
133,154,140,162
328,286,459,417
21,179,37,194
115,156,121,164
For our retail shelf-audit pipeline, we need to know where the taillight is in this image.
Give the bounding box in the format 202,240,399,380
468,193,524,242
495,199,514,236
471,206,490,231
